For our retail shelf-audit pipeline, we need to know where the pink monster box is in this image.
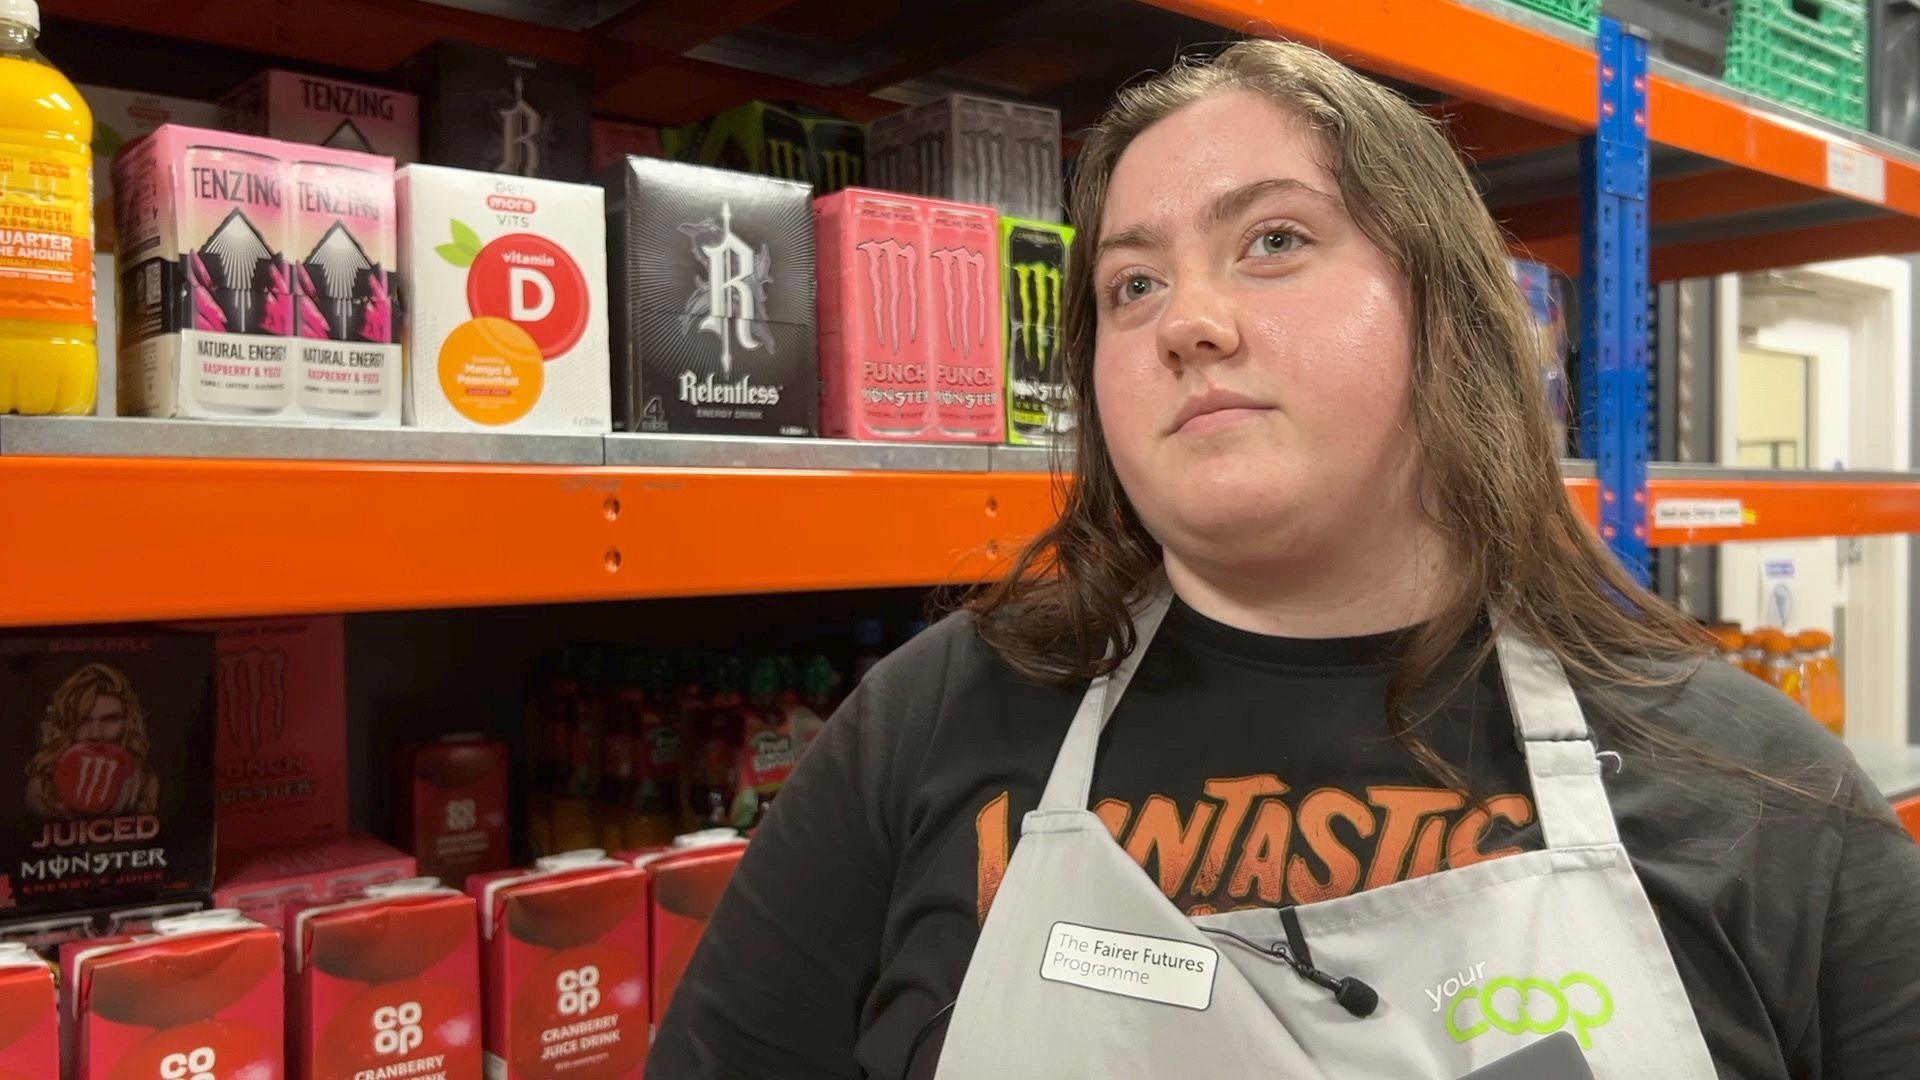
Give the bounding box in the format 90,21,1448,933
925,199,1003,441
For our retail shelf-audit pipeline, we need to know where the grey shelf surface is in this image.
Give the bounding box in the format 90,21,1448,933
603,433,991,472
1848,741,1920,802
0,416,605,465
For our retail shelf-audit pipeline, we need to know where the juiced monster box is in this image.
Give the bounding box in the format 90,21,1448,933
289,879,481,1080
62,909,283,1080
0,942,57,1076
397,735,511,887
0,631,215,920
602,156,819,436
867,94,1063,223
665,101,866,194
397,164,611,433
401,41,592,182
814,189,1004,442
113,125,402,423
221,70,420,163
468,851,651,1079
1001,216,1074,446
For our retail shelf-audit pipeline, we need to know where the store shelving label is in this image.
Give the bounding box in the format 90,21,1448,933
1652,498,1745,529
1826,143,1887,204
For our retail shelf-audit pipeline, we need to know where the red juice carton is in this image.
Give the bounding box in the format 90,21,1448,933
289,878,481,1080
188,616,349,856
213,832,415,936
63,909,283,1080
398,735,511,887
814,188,934,440
0,942,57,1076
630,831,747,1028
926,199,1003,441
290,147,402,422
221,70,419,163
469,850,650,1078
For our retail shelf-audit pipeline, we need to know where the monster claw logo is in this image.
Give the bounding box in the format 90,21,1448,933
1012,262,1065,367
496,74,544,177
678,202,775,376
815,150,861,192
856,238,918,354
217,648,288,754
1015,137,1055,219
765,139,808,183
931,247,990,355
957,128,1003,209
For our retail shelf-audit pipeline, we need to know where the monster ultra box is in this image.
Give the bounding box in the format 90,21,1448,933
402,41,593,182
397,164,611,433
0,631,215,920
602,156,818,436
220,69,420,163
1001,216,1074,446
867,94,1063,223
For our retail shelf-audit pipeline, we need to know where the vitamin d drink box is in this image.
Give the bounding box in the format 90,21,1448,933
0,631,216,920
815,188,1002,441
220,69,420,163
289,878,481,1080
1001,216,1073,446
113,125,401,423
468,850,650,1078
602,156,818,436
0,942,57,1075
62,909,283,1080
396,164,611,433
396,735,511,887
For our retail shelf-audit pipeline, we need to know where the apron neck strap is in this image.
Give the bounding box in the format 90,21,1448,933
1036,580,1621,850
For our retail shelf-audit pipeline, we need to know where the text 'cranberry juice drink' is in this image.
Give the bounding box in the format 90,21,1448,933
290,878,480,1080
63,909,283,1080
469,850,649,1078
0,942,56,1076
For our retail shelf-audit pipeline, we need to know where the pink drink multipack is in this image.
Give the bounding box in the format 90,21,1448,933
113,125,400,423
815,188,1003,442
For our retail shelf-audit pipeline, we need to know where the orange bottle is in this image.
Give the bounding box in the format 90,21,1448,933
1742,628,1777,680
1795,630,1845,738
1752,629,1803,703
1709,625,1746,666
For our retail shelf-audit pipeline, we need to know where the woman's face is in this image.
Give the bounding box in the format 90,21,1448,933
1092,90,1420,573
76,692,128,743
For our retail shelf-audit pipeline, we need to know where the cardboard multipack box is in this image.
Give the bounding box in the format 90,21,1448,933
867,93,1062,223
213,831,416,936
1001,216,1075,446
665,101,865,194
396,164,611,433
220,69,420,162
591,118,662,172
396,735,511,887
469,850,651,1078
0,631,216,920
0,942,57,1074
113,125,402,423
79,85,223,253
602,156,819,436
62,909,282,1080
185,616,349,856
401,41,592,181
0,897,208,967
289,878,481,1080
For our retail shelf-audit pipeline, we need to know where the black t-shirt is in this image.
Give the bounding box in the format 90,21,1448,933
648,602,1920,1080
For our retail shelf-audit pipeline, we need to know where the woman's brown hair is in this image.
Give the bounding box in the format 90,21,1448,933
969,39,1713,786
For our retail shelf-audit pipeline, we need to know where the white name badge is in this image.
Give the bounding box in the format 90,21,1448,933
1039,921,1216,1010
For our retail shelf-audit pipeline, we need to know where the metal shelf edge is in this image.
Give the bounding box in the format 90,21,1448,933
603,433,991,472
0,416,606,465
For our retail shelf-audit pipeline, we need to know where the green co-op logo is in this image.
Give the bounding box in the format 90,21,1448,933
1446,972,1614,1050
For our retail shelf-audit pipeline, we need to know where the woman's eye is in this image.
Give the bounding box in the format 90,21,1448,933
1250,229,1300,257
1124,276,1154,299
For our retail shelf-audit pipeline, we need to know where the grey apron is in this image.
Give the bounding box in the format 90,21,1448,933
933,583,1718,1078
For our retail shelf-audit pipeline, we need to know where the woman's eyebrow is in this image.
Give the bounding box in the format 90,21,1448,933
1097,177,1343,263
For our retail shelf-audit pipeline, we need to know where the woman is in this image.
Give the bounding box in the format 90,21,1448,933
651,41,1920,1078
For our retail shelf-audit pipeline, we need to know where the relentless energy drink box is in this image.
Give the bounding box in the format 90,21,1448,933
602,157,819,436
79,85,223,253
468,850,650,1078
0,942,57,1075
0,632,215,920
402,42,592,182
1001,216,1074,446
396,164,611,433
220,70,420,163
630,833,747,1029
191,616,350,856
867,94,1062,223
63,910,283,1080
664,101,865,194
590,119,661,172
289,879,481,1080
214,832,416,936
397,735,511,887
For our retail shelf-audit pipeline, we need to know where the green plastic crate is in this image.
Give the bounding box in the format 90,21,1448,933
1501,0,1602,32
1723,0,1869,128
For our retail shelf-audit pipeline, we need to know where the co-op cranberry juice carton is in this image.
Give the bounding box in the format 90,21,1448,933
631,834,747,1029
925,199,1002,441
0,942,57,1075
814,188,933,440
63,910,283,1080
289,879,480,1080
469,850,649,1078
397,735,510,887
397,164,610,433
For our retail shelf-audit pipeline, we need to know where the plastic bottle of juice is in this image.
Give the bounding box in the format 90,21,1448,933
1754,630,1804,704
1741,628,1775,680
1795,630,1845,738
1709,624,1746,666
0,0,95,415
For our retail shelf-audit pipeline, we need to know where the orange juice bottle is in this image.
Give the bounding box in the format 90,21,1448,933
1752,629,1802,703
1741,628,1776,680
1795,630,1845,738
0,0,95,415
1709,624,1746,666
